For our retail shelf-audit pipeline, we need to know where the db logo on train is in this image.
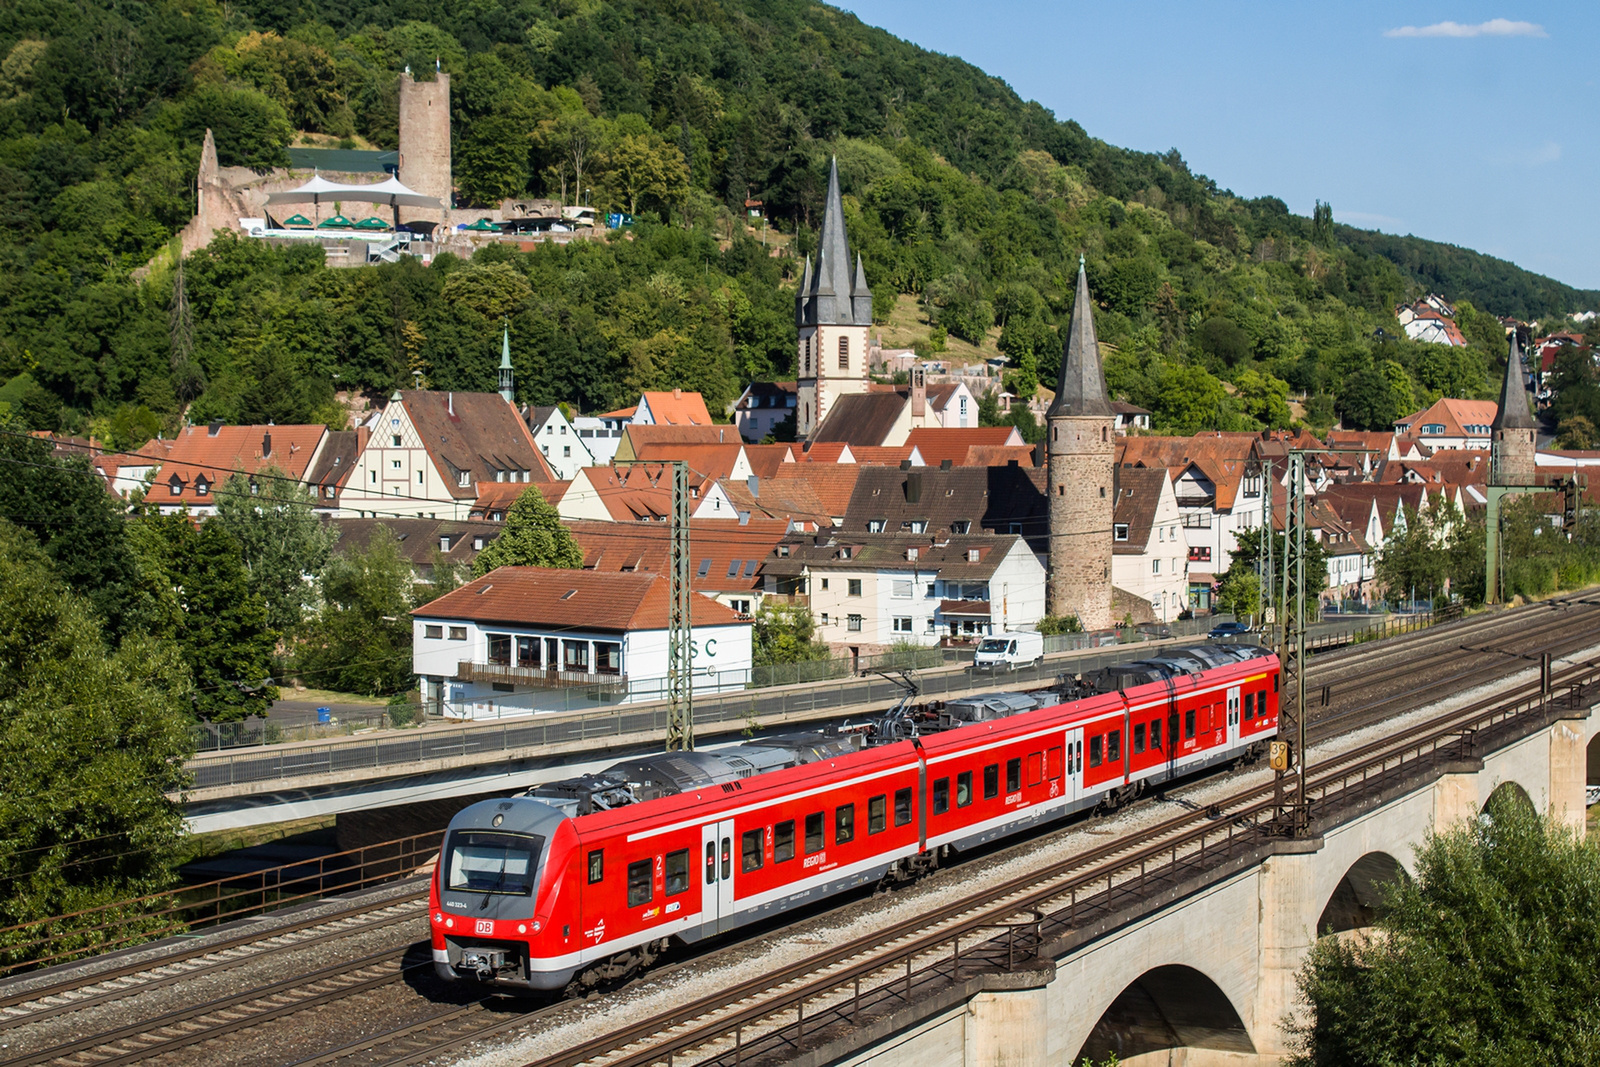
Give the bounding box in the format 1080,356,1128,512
475,919,494,935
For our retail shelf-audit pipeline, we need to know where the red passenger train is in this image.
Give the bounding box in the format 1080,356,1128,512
429,643,1279,992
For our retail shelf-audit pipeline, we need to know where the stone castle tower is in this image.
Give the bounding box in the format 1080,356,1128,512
795,158,873,438
398,71,452,226
1046,259,1115,629
1491,331,1538,486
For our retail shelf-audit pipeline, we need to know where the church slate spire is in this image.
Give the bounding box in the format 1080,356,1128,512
1493,332,1537,431
498,323,514,403
1047,257,1113,419
796,157,870,327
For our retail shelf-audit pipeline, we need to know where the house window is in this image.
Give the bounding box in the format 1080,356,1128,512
195,479,209,496
563,640,590,672
867,519,886,533
473,536,484,550
838,336,849,370
392,459,402,470
516,635,539,668
448,626,467,640
926,618,936,632
951,520,970,534
820,578,829,590
893,581,912,598
391,434,402,447
594,642,621,674
424,624,443,639
847,614,862,631
847,579,862,596
487,633,511,665
370,471,377,485
1153,559,1161,574
169,481,182,496
907,520,927,533
926,583,937,597
959,396,968,417
563,446,571,458
417,471,424,484
893,616,912,633
458,471,471,487
729,599,751,614
821,613,830,625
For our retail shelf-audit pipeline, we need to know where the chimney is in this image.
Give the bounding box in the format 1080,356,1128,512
940,458,953,470
747,474,761,498
674,387,682,398
906,471,923,503
262,430,272,458
900,459,913,471
719,428,724,442
207,419,223,437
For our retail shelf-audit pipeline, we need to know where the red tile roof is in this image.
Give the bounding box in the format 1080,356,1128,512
566,519,790,594
639,389,714,426
156,423,327,507
904,427,1025,467
743,444,798,479
766,463,865,517
413,567,745,631
397,390,556,498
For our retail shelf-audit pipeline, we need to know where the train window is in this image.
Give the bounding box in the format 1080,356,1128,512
1151,720,1163,750
1026,753,1043,788
1006,758,1021,793
804,812,825,854
1089,735,1103,768
956,771,973,807
1046,747,1062,779
1274,673,1279,692
836,803,856,844
1259,691,1269,718
894,788,914,826
932,777,950,814
722,837,731,880
665,849,690,895
1108,730,1121,762
587,849,604,884
868,795,887,834
627,860,652,907
1133,723,1146,754
741,828,765,872
983,764,999,799
1185,708,1196,739
705,842,716,885
774,820,796,863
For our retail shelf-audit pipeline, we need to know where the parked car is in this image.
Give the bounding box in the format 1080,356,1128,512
1208,621,1252,640
1135,623,1173,639
973,631,1045,671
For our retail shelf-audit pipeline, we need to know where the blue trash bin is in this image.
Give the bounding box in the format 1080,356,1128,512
316,706,331,724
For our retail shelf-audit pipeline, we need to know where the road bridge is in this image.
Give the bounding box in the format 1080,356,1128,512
639,661,1596,1067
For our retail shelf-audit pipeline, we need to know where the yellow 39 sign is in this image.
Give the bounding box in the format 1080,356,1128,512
1269,741,1292,771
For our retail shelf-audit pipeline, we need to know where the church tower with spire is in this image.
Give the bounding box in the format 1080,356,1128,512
1491,331,1538,486
498,324,514,404
795,158,872,437
1046,259,1115,629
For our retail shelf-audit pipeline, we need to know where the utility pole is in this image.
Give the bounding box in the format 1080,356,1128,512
615,459,693,750
1272,451,1310,835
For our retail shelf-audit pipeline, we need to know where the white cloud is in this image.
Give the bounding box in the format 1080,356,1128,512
1384,18,1547,38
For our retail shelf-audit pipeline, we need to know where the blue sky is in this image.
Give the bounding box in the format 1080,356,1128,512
838,2,1597,293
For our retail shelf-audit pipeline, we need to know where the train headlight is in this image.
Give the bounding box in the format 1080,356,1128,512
518,924,527,934
445,918,454,929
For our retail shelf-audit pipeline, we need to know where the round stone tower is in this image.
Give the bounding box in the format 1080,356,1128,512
1490,331,1538,486
398,71,452,227
1046,259,1115,630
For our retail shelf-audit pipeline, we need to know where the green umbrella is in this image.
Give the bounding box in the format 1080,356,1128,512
353,216,392,231
463,217,501,232
317,214,353,229
281,214,314,228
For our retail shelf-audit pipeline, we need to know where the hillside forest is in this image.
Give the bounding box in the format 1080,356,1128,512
3,0,1599,448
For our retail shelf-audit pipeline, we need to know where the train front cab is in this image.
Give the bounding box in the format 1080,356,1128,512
431,797,580,992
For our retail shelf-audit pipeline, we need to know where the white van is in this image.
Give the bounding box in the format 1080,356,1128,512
973,631,1044,671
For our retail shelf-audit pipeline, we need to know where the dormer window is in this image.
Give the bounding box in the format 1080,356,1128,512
1114,524,1130,541
967,549,981,562
195,478,209,496
458,471,471,487
867,519,886,533
839,546,853,560
472,536,484,550
951,520,971,534
169,479,182,496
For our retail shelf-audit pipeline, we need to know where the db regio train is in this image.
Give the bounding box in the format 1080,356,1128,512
429,642,1279,992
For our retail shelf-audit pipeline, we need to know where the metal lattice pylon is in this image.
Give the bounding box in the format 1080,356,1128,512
666,459,693,751
1274,451,1310,835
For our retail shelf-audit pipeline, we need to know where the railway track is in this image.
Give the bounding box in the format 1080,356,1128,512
4,594,1596,1067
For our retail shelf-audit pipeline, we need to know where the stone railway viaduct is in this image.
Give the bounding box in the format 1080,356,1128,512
808,695,1596,1067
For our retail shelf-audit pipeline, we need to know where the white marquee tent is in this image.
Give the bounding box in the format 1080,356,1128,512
263,175,442,226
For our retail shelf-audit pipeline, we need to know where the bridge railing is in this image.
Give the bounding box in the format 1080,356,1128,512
0,831,440,977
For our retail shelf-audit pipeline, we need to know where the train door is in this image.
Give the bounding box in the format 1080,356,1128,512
1226,686,1242,747
1061,728,1084,807
700,818,736,934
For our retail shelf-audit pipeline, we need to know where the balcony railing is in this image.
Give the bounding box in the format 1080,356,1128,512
768,592,810,607
457,661,628,692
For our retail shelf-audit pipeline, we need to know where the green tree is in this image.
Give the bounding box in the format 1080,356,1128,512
1289,789,1600,1066
470,488,582,577
129,512,277,721
1556,414,1598,450
606,132,690,217
0,521,194,962
213,469,336,637
1215,568,1260,621
297,528,416,696
752,602,830,666
1374,505,1451,603
1228,527,1328,605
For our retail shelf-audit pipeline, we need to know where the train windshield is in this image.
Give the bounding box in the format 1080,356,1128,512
445,830,545,896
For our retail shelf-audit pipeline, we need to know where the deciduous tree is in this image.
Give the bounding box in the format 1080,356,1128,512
470,488,582,576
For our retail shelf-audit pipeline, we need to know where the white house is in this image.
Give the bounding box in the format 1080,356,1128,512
412,568,753,719
524,405,595,480
1111,467,1188,622
571,415,623,466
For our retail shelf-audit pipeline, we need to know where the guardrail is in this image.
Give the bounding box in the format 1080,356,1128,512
0,831,441,977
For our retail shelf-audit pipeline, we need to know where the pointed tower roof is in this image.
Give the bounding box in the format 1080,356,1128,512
1047,258,1113,419
852,253,869,295
1493,333,1537,431
813,157,850,297
797,157,868,327
500,324,513,370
